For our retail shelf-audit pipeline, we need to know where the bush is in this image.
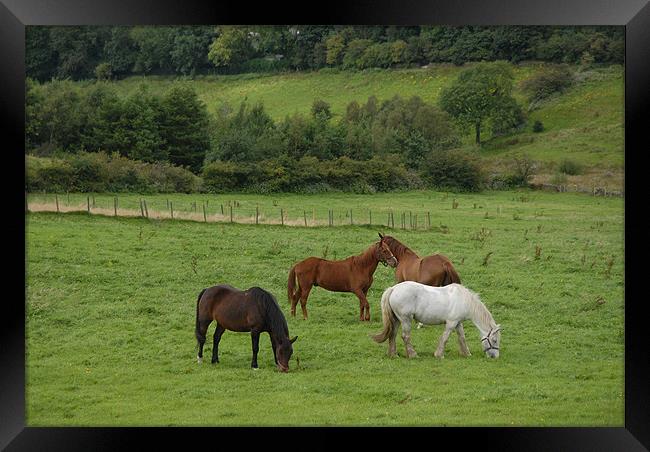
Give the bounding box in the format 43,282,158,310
26,152,200,193
419,149,485,191
532,120,544,133
520,65,574,106
95,63,113,81
558,158,583,175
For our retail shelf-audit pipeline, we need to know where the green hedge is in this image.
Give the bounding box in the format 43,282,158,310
26,152,200,193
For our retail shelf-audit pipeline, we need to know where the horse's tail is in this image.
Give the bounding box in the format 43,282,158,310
195,288,207,348
371,286,397,343
442,261,461,286
287,264,299,306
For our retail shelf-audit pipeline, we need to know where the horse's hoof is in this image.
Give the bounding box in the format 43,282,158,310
197,357,203,364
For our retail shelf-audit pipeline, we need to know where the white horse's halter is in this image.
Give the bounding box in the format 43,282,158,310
481,327,501,351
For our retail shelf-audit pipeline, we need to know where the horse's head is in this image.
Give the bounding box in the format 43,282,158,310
276,335,298,372
481,325,501,358
377,234,398,268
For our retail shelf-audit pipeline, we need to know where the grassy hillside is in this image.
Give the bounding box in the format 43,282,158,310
54,63,625,186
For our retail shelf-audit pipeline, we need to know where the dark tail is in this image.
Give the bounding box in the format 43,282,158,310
442,261,461,285
288,265,299,306
195,288,207,348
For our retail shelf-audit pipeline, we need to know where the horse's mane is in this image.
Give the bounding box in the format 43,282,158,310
354,242,380,267
462,286,496,330
249,287,288,336
383,236,419,259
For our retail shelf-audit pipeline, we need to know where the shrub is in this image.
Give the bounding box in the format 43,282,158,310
558,158,583,175
26,152,200,193
419,149,485,191
520,65,574,106
95,62,113,81
532,120,544,133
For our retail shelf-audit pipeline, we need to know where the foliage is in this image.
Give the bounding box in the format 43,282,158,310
520,64,574,107
26,152,200,193
558,158,584,175
26,25,624,81
439,61,520,144
419,149,485,191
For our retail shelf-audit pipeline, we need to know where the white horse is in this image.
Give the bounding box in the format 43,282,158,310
371,281,501,359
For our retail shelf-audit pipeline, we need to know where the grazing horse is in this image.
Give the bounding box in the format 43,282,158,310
288,237,398,321
195,285,297,372
379,233,460,286
372,281,501,359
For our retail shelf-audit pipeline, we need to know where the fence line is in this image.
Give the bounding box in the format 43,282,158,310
25,198,449,230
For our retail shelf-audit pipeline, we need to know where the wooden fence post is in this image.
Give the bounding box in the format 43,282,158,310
140,199,145,217
55,194,59,213
143,200,149,218
427,212,431,229
203,202,207,222
350,209,353,225
280,208,284,226
114,197,118,217
92,195,96,208
230,205,233,223
256,205,259,225
170,202,174,219
87,196,90,213
303,211,308,227
369,210,372,226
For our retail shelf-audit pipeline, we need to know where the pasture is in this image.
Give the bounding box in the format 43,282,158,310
25,190,624,426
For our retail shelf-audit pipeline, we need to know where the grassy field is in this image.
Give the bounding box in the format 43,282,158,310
25,189,624,426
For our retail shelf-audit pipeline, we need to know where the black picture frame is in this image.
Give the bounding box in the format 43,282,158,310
3,0,648,450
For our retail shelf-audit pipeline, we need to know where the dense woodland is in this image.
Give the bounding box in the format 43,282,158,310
25,25,623,194
27,25,623,80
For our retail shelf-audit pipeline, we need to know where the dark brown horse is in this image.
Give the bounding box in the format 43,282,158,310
379,233,461,286
287,238,398,321
195,285,297,372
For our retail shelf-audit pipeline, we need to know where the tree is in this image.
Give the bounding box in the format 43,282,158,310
169,26,215,75
130,26,175,74
325,33,346,65
439,61,518,145
208,26,254,68
159,86,211,172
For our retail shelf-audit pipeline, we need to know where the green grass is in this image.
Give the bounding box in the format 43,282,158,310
26,189,624,426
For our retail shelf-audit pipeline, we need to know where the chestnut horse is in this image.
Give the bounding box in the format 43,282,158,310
287,237,398,321
195,285,297,372
379,233,461,286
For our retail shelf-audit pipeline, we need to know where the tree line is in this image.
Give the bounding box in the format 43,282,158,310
27,59,584,192
26,25,623,81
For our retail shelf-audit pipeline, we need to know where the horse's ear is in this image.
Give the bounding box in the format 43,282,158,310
378,232,384,240
290,336,298,343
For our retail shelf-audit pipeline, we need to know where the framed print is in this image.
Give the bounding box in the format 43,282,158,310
3,0,649,449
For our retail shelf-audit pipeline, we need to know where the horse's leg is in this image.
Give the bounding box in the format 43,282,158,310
250,330,261,369
388,315,399,357
362,288,371,321
290,276,300,317
434,320,458,358
456,322,471,357
196,318,211,364
211,323,226,364
270,333,278,364
299,283,312,320
353,289,370,321
400,318,417,358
